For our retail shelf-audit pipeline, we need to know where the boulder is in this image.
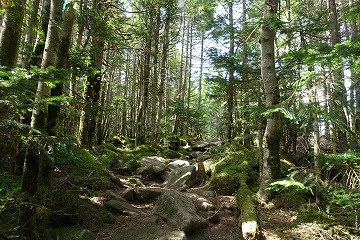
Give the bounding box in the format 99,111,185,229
199,190,216,198
128,177,145,187
190,140,219,152
111,225,186,240
208,174,240,195
137,156,169,179
154,191,208,234
122,187,164,203
184,192,216,211
122,188,137,202
104,190,127,202
104,200,141,216
164,166,197,188
168,159,190,170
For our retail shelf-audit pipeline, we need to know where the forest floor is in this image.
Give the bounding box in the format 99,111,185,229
86,174,360,240
91,178,241,240
3,141,358,240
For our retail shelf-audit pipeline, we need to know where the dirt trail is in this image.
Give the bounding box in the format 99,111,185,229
94,151,242,240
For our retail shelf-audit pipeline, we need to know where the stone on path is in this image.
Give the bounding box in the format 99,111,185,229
137,156,169,179
122,187,164,203
168,159,190,170
163,166,197,188
154,191,208,234
184,192,216,211
104,199,141,216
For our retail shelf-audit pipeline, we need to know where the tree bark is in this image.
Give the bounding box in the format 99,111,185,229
30,0,51,67
21,0,63,237
0,0,26,175
47,3,76,136
257,0,281,202
226,0,235,141
22,0,41,68
328,0,348,152
0,0,25,67
78,0,105,149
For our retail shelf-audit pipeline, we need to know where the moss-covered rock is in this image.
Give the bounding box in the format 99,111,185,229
208,173,240,195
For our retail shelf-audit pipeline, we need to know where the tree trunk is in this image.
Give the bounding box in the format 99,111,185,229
0,0,25,67
78,0,105,149
226,1,235,141
157,3,172,142
30,0,51,67
329,0,348,152
21,0,63,237
22,0,41,68
0,0,26,175
257,0,281,202
150,7,161,145
47,3,76,136
242,0,251,148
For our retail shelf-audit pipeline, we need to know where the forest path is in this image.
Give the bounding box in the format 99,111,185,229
94,146,242,240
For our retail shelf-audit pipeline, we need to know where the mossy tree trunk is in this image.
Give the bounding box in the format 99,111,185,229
46,3,76,136
0,0,26,175
20,0,63,237
78,0,105,149
22,0,41,69
0,0,25,67
257,0,281,202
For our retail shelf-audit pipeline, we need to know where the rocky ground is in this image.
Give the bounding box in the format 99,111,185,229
69,142,360,240
91,152,243,240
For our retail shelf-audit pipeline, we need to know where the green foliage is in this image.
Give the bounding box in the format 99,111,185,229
102,143,162,172
261,107,297,121
52,141,113,188
0,175,21,239
268,178,313,194
328,186,360,214
319,152,360,188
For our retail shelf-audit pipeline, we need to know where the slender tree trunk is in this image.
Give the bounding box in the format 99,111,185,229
172,13,186,135
226,1,235,141
22,0,41,68
150,7,161,145
78,0,105,149
349,0,360,149
20,0,63,237
242,0,251,148
157,4,172,141
257,0,281,202
0,0,26,175
31,0,51,67
186,20,194,137
329,0,348,152
0,0,25,67
197,30,204,114
47,3,76,136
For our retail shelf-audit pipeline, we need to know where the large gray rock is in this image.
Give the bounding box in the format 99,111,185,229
154,191,208,234
104,199,141,216
164,166,197,188
185,193,216,211
122,187,164,203
168,159,190,170
141,156,169,173
137,156,169,179
111,225,187,240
